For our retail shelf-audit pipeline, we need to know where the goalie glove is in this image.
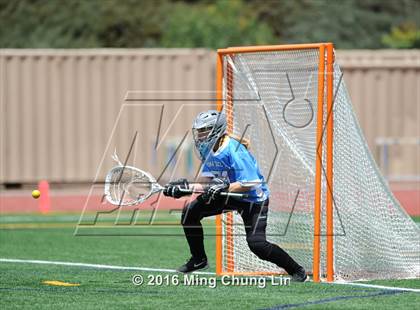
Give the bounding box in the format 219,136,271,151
163,178,190,199
203,178,230,202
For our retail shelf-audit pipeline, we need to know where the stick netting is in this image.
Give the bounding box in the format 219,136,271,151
105,166,155,206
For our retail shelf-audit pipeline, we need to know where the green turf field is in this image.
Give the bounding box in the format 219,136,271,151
1,213,419,309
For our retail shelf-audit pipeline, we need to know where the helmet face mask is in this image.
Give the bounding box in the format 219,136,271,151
192,110,226,161
193,126,213,143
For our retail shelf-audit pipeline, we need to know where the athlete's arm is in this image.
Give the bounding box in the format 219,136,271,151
228,181,252,193
190,176,213,192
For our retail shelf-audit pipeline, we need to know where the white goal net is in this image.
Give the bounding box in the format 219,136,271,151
217,45,420,281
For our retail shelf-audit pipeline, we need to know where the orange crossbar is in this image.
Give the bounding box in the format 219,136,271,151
218,43,328,55
326,44,335,282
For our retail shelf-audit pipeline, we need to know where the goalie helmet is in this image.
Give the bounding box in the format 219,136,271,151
192,110,227,161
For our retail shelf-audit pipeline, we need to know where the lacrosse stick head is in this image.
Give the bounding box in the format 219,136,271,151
104,164,163,206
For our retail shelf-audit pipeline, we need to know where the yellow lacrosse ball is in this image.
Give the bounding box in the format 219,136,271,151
32,190,41,199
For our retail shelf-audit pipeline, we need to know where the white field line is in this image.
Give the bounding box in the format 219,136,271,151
0,258,215,275
1,258,419,293
326,281,420,293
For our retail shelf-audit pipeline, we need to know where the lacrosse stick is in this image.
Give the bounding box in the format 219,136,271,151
104,151,247,206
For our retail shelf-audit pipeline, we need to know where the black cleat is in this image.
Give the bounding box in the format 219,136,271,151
291,266,308,282
177,257,209,274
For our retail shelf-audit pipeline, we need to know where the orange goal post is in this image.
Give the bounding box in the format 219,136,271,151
214,43,420,282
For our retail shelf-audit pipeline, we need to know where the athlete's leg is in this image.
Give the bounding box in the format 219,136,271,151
239,199,302,275
181,196,234,260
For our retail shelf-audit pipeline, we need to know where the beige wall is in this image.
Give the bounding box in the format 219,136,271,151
1,49,419,184
0,49,214,183
337,50,419,179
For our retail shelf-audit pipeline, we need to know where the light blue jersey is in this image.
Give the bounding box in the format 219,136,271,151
201,136,269,202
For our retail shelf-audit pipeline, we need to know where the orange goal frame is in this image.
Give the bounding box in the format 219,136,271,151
215,43,335,282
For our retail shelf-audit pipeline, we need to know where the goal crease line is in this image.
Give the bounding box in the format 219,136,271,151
1,258,418,293
325,281,420,293
0,258,214,275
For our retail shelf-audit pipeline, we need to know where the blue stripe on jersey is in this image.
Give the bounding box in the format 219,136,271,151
201,136,269,202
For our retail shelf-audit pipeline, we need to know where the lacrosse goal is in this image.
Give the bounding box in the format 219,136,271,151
215,43,420,282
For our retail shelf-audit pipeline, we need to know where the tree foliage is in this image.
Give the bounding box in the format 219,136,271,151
250,0,420,49
382,23,420,48
0,0,169,48
160,0,276,48
0,0,419,49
